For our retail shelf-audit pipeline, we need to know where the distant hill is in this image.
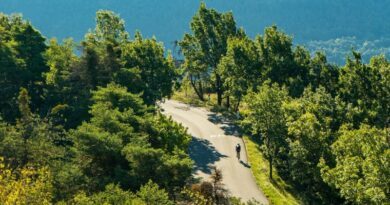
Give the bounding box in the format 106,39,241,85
1,0,389,64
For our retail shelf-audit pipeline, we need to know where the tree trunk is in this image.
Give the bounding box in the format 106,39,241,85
234,96,241,112
269,156,273,180
189,75,204,101
226,95,230,109
216,74,223,106
267,134,273,180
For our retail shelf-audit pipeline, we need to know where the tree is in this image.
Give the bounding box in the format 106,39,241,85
282,87,343,203
72,184,145,205
94,10,128,44
0,14,48,122
43,38,80,127
13,20,48,113
0,88,65,169
320,125,390,204
257,26,294,85
256,26,311,97
308,52,339,95
121,32,177,105
44,38,76,87
0,157,53,204
338,52,389,128
243,83,288,179
179,2,239,105
72,83,192,194
137,180,174,205
70,84,146,191
0,39,20,121
217,35,261,110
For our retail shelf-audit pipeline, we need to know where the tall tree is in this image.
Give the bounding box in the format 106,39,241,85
179,2,238,105
0,88,65,169
256,26,311,97
243,83,288,179
283,87,342,203
320,125,390,204
121,32,177,105
308,52,339,95
218,35,261,110
94,10,128,44
0,158,53,205
338,52,389,127
0,14,48,121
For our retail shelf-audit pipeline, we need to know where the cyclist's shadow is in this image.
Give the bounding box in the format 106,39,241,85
239,160,251,168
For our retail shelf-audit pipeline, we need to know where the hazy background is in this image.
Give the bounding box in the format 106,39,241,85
1,0,389,64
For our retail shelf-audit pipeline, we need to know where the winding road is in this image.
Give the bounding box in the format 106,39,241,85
160,100,268,204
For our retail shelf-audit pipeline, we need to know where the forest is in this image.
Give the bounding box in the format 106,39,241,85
0,3,389,205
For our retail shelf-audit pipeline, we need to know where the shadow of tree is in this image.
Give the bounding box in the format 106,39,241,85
207,113,240,136
189,137,228,174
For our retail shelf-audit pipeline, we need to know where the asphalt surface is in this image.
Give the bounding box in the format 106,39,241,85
160,100,268,204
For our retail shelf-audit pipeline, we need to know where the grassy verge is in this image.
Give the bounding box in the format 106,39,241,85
243,135,300,205
171,87,227,111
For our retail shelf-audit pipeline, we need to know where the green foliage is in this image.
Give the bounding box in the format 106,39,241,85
338,53,389,127
0,13,48,121
147,113,191,152
137,180,174,205
320,125,390,204
243,83,289,179
308,52,339,95
44,38,76,87
218,35,262,110
179,2,239,105
72,184,145,205
70,83,192,196
0,157,54,205
0,89,65,169
121,32,177,105
94,10,128,43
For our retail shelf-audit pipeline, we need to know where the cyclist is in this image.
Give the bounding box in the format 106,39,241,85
235,143,241,160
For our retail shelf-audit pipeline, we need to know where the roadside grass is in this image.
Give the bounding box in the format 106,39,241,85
243,135,301,205
171,87,222,109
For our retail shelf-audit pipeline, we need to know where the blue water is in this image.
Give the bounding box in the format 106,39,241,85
1,0,389,63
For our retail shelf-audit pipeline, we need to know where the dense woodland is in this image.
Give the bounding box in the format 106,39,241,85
0,3,389,205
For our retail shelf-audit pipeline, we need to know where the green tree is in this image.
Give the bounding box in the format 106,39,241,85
94,10,128,44
257,26,294,85
44,38,76,87
137,180,174,205
72,184,145,205
0,14,48,122
0,88,65,169
338,52,389,128
256,26,310,97
0,39,20,121
243,83,288,179
217,35,261,110
179,2,239,105
320,125,390,204
121,32,176,105
71,83,192,194
308,52,339,95
282,87,343,203
0,158,54,205
70,84,145,191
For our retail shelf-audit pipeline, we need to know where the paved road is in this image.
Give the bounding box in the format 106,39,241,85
160,100,268,204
